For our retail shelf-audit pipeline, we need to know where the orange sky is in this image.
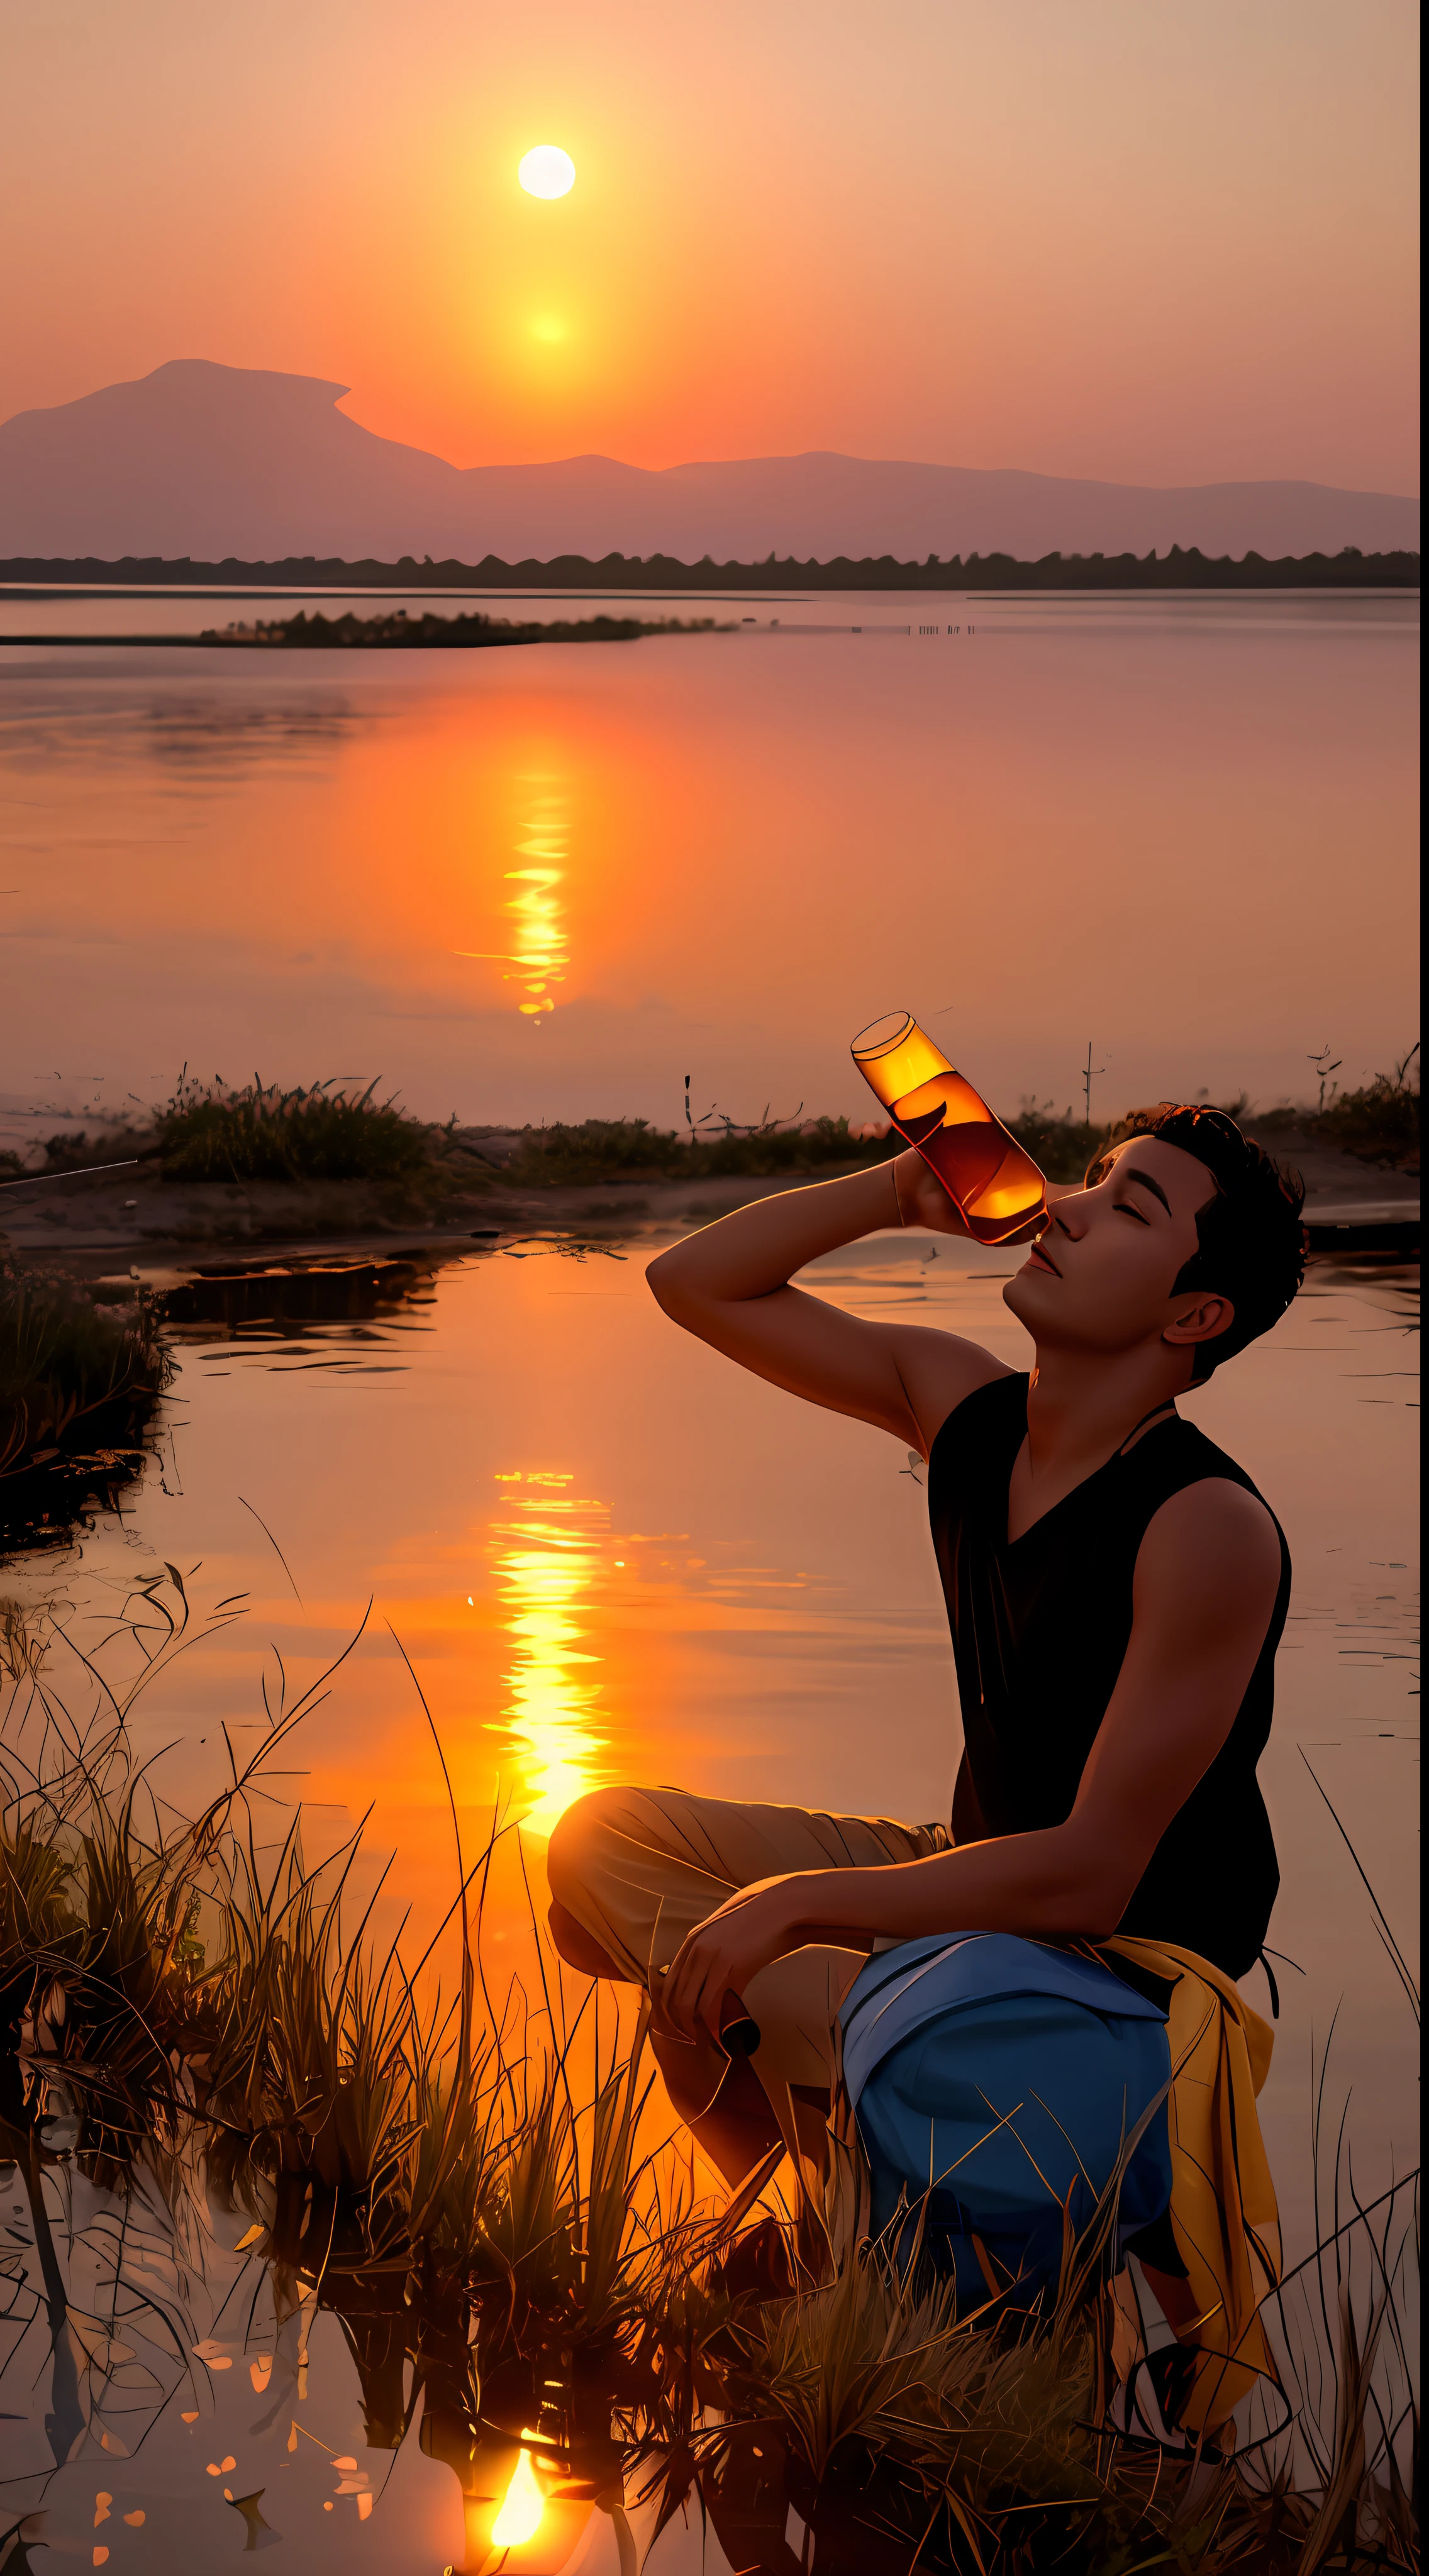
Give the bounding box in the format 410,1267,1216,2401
3,0,1420,489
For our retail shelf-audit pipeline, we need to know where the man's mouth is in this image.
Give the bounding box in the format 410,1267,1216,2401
1026,1238,1061,1277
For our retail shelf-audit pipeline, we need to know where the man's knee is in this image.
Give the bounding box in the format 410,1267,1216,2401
547,1789,639,1982
548,1899,626,1981
545,1784,629,1913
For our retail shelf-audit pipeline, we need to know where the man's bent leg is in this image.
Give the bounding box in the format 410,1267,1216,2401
547,1784,946,2185
547,1901,625,1984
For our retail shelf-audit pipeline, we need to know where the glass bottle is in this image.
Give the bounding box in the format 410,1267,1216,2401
851,1012,1047,1244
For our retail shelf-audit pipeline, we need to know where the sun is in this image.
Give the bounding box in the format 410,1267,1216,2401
518,145,575,200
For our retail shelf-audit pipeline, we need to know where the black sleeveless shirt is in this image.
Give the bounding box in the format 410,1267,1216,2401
928,1373,1288,1980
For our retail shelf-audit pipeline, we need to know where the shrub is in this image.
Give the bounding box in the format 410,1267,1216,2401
156,1074,432,1184
689,1115,899,1180
503,1115,896,1189
1003,1101,1113,1184
14,1133,135,1177
1313,1054,1420,1170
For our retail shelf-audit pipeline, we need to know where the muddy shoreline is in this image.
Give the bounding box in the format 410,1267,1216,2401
1,1131,1417,1277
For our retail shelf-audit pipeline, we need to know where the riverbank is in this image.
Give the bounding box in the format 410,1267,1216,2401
0,1128,1417,1265
1,1065,1417,1285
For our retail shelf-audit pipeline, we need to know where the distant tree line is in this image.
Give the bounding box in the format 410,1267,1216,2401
1,545,1418,592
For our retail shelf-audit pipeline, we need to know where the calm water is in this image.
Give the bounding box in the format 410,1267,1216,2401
23,1221,1417,2126
0,596,1418,2569
0,1231,1418,2572
0,592,1418,1148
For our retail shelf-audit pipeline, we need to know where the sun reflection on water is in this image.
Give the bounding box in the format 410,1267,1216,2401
454,772,570,1018
490,1470,610,1835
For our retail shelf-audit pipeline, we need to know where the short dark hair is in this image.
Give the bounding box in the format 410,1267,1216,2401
1085,1104,1306,1380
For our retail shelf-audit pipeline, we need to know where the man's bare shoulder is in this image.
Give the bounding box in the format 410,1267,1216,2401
886,1323,1015,1458
1135,1479,1284,1629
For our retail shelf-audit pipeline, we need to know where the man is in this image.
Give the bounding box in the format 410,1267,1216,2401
548,1104,1304,2364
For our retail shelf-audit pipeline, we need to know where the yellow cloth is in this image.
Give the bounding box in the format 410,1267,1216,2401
1103,1935,1282,2436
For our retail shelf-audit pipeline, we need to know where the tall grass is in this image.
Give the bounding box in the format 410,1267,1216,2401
154,1071,433,1184
0,1574,1418,2571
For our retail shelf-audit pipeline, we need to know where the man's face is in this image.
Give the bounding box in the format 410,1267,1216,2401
1004,1136,1226,1363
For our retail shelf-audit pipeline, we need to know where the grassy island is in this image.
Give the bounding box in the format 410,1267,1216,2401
198,607,726,648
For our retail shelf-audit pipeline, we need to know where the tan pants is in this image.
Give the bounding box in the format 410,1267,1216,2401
546,1784,949,2182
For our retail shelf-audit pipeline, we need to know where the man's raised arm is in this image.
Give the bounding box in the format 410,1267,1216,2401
646,1148,1008,1452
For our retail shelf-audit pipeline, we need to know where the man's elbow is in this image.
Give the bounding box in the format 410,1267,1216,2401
648,1246,708,1329
646,1248,684,1316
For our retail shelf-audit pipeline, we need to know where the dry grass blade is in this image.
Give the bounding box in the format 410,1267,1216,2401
1293,2286,1389,2575
726,2224,986,2484
1299,1752,1419,2028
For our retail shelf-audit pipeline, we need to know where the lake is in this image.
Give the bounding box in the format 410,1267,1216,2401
0,589,1418,1153
0,593,1418,2571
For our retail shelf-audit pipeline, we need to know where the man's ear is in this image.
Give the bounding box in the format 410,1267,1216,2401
1163,1292,1235,1353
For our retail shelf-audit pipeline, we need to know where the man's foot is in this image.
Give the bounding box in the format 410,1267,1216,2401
547,1903,803,2191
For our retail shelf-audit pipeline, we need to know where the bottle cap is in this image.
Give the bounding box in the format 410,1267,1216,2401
851,1013,954,1109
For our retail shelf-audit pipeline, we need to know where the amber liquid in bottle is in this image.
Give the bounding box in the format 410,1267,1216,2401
851,1012,1047,1245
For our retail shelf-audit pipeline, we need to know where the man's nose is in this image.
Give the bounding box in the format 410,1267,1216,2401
1050,1192,1088,1238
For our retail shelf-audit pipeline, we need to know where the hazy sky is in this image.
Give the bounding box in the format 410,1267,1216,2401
4,0,1420,488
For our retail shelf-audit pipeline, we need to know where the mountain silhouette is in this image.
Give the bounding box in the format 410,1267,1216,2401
0,360,1419,564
